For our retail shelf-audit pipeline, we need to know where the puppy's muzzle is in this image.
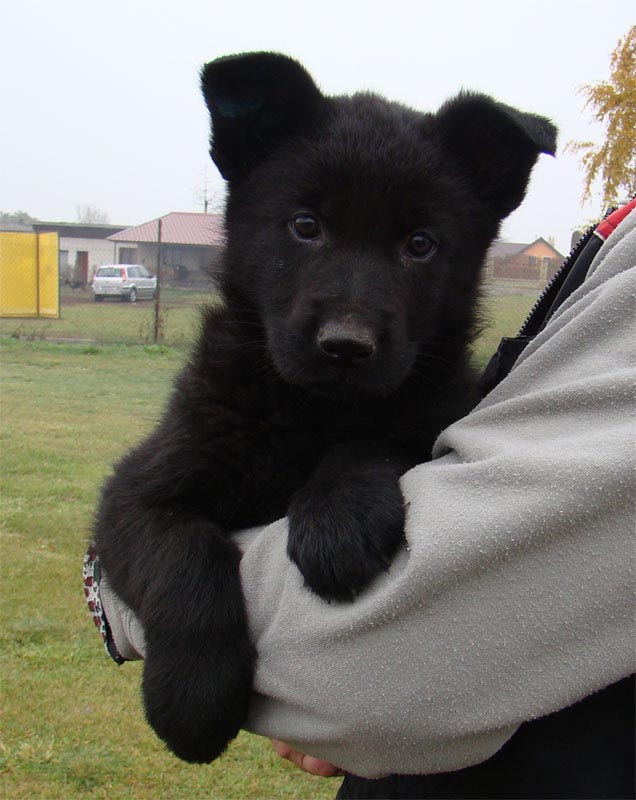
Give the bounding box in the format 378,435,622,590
317,321,377,364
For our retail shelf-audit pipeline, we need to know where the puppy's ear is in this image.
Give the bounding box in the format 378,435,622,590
433,92,557,219
201,52,325,181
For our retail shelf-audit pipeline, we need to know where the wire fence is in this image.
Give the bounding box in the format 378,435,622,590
0,227,565,367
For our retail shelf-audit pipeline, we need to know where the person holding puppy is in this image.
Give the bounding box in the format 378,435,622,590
96,206,635,799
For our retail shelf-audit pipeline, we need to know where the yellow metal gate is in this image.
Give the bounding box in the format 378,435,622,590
0,232,60,318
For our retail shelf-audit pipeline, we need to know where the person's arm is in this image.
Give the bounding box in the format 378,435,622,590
97,214,635,778
238,213,636,778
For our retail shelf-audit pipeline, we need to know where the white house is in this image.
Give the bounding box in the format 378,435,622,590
108,212,225,288
32,222,129,284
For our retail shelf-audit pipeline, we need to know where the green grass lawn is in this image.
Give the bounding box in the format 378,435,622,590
0,338,335,800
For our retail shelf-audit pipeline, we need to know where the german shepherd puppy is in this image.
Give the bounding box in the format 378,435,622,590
94,52,556,764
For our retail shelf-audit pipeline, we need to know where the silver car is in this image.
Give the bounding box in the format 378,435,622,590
92,265,157,303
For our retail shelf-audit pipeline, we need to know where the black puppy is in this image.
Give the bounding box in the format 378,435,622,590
94,52,556,764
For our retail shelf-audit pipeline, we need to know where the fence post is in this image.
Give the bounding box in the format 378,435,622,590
154,218,163,344
36,232,41,317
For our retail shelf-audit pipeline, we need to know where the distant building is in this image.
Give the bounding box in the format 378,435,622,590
32,222,129,285
487,238,564,286
108,212,225,288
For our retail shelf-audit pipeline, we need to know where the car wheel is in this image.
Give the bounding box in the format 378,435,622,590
128,288,137,303
94,295,104,302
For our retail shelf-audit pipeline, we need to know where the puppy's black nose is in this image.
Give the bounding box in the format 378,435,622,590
317,322,376,363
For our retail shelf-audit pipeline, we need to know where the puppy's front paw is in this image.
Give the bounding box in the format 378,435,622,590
287,470,405,601
142,629,255,763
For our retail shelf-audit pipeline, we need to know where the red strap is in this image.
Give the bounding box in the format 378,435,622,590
596,197,636,241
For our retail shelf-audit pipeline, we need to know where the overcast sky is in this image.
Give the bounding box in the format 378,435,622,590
2,0,633,253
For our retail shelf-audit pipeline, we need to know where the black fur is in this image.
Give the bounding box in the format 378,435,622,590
94,52,556,764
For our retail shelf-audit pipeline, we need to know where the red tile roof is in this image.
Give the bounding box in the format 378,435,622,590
490,238,563,260
108,212,225,246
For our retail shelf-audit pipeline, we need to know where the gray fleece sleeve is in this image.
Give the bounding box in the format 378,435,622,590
238,213,636,777
101,214,636,778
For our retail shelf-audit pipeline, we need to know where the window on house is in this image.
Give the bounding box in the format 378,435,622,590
119,247,137,264
164,247,183,266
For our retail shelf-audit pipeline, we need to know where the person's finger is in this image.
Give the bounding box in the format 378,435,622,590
299,752,343,777
270,739,342,777
270,738,293,759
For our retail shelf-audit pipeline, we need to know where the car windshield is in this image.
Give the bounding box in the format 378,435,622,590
96,267,122,278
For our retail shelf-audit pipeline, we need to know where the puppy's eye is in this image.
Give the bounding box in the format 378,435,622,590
290,213,321,240
405,232,437,261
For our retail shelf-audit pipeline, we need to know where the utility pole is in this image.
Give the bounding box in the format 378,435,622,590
153,218,163,344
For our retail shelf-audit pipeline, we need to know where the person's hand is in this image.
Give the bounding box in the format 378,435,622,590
270,738,343,777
